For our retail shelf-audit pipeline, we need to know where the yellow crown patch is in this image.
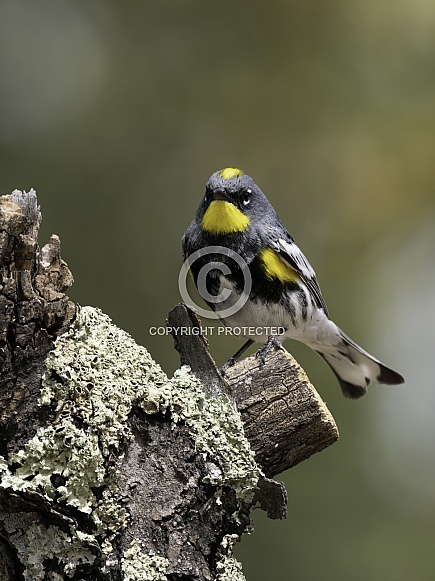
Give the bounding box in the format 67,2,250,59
219,167,244,180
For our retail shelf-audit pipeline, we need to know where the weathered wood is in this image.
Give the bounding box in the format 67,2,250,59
0,189,262,580
0,190,75,457
0,537,16,581
167,303,288,520
227,349,339,477
0,189,338,580
167,303,231,398
168,303,339,479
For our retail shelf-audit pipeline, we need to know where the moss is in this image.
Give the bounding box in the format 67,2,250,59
0,306,259,578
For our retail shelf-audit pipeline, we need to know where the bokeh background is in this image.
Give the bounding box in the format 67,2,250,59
1,1,434,579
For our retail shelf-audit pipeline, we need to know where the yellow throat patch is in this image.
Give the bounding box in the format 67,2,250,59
219,167,244,180
201,201,250,235
259,248,300,283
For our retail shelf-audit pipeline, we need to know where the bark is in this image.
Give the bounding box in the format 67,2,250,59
0,191,75,458
0,189,338,580
228,350,338,478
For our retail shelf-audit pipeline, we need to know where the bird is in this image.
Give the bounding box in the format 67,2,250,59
182,167,404,398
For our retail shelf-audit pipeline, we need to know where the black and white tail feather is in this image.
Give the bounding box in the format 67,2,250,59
315,330,404,399
275,237,404,399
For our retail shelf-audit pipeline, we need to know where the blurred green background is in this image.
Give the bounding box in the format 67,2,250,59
1,1,434,579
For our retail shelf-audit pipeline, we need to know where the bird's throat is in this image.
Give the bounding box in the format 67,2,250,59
201,200,250,235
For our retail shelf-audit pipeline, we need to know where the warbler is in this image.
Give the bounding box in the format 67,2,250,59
182,167,404,398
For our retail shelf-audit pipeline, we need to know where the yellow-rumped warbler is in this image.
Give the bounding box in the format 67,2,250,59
182,167,404,398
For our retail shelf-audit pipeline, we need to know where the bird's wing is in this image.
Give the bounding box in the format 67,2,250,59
272,236,328,315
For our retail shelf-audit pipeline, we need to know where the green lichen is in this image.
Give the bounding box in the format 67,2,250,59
121,540,169,581
8,420,105,512
39,306,171,457
0,306,259,578
215,535,246,581
169,367,259,501
3,514,95,581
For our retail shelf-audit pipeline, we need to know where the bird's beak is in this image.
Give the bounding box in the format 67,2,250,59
212,188,231,202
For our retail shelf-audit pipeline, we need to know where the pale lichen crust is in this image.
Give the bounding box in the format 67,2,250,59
121,540,169,581
2,513,96,581
0,306,257,579
170,366,259,502
215,534,247,581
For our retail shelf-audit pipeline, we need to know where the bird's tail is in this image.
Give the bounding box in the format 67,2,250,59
315,329,404,399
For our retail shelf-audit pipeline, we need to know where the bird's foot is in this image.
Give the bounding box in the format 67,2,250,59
255,335,284,367
220,339,254,376
220,357,237,376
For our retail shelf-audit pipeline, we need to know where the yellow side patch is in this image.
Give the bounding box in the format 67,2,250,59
201,200,250,234
219,167,244,180
259,248,300,283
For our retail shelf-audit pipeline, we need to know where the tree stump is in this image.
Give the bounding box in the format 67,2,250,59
0,189,338,580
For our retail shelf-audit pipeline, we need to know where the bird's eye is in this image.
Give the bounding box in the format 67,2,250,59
241,189,252,206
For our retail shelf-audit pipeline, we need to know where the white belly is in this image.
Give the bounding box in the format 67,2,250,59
213,276,341,347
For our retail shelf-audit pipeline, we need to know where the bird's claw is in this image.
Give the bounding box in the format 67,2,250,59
255,336,284,367
220,357,237,376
